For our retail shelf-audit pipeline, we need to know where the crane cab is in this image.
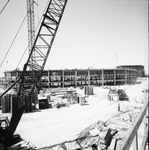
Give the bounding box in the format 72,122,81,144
0,116,9,130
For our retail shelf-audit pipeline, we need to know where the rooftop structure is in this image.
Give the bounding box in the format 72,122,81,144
116,65,145,77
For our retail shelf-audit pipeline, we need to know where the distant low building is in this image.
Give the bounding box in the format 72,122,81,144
116,65,145,77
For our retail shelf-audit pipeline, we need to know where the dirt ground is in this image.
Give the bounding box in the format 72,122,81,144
1,78,148,149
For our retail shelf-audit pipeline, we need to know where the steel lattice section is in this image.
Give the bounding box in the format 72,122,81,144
26,0,36,67
0,0,68,108
27,0,67,71
15,0,68,109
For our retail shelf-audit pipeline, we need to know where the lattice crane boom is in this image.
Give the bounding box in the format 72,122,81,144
28,0,68,71
19,0,68,107
1,0,68,100
0,0,68,144
1,0,68,99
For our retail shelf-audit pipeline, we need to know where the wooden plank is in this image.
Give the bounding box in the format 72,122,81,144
116,96,148,150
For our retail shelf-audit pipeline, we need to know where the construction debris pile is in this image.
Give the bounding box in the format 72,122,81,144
37,97,146,150
0,86,88,113
37,110,140,150
5,103,144,150
38,86,92,109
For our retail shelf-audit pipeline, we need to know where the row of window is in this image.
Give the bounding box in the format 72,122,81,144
40,74,135,81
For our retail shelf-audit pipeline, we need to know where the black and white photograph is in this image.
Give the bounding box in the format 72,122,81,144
0,0,148,149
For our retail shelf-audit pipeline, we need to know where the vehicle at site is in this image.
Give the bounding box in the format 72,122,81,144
108,87,128,101
0,115,22,146
117,88,128,100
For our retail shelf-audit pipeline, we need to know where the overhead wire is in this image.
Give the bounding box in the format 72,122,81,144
0,13,27,68
34,0,50,31
1,0,50,69
0,0,10,14
35,0,39,23
15,46,28,69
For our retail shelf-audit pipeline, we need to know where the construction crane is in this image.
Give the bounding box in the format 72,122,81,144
0,0,68,146
26,0,36,68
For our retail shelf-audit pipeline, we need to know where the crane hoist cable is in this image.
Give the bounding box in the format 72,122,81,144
16,46,28,69
0,0,10,14
0,13,27,68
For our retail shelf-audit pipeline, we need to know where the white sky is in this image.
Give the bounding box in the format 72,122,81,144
0,0,148,77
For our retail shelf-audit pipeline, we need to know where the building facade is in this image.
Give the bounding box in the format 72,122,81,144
3,68,138,88
116,65,145,77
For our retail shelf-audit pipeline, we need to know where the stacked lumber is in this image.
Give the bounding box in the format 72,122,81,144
99,128,117,150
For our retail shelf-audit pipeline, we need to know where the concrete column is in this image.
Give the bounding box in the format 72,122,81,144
88,68,90,86
62,69,64,88
114,69,116,86
125,69,127,85
102,69,104,86
75,69,77,88
48,70,50,88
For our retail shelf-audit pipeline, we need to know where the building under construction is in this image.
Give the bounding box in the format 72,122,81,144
3,67,138,89
116,65,145,77
0,0,148,149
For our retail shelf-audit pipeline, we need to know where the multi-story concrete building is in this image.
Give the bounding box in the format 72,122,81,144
116,65,145,77
3,68,138,88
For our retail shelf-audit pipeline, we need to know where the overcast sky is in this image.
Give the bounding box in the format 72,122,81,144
0,0,148,77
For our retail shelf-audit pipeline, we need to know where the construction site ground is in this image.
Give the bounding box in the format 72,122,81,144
1,78,148,149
